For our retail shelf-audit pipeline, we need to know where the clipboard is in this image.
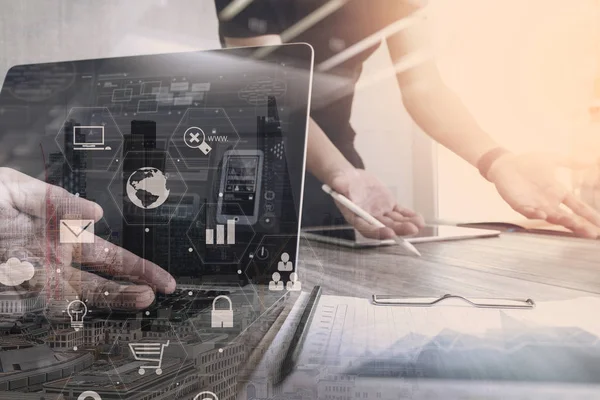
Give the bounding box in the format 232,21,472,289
243,291,600,400
372,293,536,309
280,292,535,383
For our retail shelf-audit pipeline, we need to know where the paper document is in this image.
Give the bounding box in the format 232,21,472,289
245,294,600,400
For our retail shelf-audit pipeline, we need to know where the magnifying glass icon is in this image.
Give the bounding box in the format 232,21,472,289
183,126,212,155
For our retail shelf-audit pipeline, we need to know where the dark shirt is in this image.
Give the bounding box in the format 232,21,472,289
216,0,420,72
215,0,421,226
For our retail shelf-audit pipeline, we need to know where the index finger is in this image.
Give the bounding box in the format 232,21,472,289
354,218,396,240
62,265,156,310
544,206,599,239
75,236,176,294
563,193,600,231
1,168,103,221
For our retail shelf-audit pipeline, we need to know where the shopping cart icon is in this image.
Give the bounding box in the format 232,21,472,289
128,340,170,375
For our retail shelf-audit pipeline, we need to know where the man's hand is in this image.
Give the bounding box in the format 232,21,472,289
0,168,176,309
579,166,600,213
487,153,600,238
329,169,425,239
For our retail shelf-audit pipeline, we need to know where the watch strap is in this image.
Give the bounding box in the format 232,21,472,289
477,147,511,181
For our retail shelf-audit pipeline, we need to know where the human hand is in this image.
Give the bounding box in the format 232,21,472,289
0,168,176,309
487,153,600,238
329,169,425,239
578,165,600,213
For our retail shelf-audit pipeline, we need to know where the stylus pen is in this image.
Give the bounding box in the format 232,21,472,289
321,184,422,257
278,286,322,384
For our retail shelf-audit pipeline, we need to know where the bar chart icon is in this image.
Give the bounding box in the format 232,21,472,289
206,219,236,245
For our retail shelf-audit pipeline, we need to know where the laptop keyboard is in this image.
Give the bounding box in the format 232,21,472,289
145,288,232,321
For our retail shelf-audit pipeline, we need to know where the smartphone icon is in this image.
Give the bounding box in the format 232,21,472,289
217,150,263,225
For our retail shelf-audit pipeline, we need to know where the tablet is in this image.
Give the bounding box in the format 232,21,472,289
302,225,501,248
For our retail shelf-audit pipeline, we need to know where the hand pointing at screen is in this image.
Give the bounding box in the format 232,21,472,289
0,167,176,309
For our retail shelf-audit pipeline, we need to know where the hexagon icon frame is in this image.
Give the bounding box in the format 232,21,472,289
170,107,241,170
186,202,256,265
36,203,117,337
105,318,191,397
243,235,325,309
181,282,259,338
180,283,264,370
107,151,188,226
41,292,114,353
40,178,115,272
54,106,124,172
35,223,117,327
43,211,114,266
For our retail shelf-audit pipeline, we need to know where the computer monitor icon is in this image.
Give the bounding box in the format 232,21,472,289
73,126,111,151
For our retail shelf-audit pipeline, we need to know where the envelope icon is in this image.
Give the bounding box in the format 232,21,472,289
59,219,95,243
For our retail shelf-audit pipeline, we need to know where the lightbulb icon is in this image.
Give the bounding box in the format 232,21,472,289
67,299,88,331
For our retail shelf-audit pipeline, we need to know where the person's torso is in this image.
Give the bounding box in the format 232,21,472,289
216,0,422,71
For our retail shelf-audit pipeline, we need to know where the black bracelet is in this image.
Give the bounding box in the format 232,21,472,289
477,147,511,181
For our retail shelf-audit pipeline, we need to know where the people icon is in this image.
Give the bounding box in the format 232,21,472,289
286,272,302,291
269,272,284,291
277,252,293,272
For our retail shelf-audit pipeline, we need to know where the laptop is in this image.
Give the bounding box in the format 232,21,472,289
0,44,314,338
73,125,112,151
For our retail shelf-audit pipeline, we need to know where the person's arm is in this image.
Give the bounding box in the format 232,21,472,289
303,108,425,238
385,6,600,238
305,118,354,183
386,11,498,166
222,34,424,237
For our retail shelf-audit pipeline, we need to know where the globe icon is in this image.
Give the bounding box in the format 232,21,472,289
126,167,170,209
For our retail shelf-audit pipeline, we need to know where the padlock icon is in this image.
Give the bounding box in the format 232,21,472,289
194,391,219,400
211,295,233,328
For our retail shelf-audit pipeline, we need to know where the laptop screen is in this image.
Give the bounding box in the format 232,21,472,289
0,44,314,286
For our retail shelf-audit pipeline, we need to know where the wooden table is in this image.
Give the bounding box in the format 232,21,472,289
297,232,600,302
238,232,600,399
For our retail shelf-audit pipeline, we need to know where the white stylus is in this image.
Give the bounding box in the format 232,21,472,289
321,184,422,257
